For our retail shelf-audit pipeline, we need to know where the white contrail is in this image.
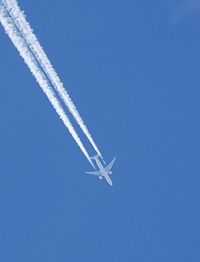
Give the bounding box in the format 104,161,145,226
3,0,102,158
0,4,95,168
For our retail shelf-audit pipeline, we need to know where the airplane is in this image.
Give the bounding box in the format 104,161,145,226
85,154,116,186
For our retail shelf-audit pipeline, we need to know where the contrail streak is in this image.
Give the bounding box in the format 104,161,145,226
3,0,102,158
0,4,95,168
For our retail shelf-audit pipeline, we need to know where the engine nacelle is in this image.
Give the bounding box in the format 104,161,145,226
99,176,103,180
109,171,112,175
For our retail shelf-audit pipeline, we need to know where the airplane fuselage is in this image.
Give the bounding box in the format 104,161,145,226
94,157,113,186
86,155,115,186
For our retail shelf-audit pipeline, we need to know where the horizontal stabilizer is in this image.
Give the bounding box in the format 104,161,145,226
90,154,100,160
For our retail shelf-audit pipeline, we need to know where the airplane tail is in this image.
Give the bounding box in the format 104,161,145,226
90,154,107,165
90,154,99,160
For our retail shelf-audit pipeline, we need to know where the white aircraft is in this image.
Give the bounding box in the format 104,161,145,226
86,154,116,186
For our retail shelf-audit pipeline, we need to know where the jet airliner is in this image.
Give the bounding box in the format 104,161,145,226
86,154,116,186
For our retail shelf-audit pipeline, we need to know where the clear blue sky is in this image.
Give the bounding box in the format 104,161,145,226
0,0,200,261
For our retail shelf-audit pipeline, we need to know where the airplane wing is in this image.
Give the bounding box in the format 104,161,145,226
105,157,116,172
85,171,101,176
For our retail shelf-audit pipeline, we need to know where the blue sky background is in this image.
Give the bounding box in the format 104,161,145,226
0,0,200,261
